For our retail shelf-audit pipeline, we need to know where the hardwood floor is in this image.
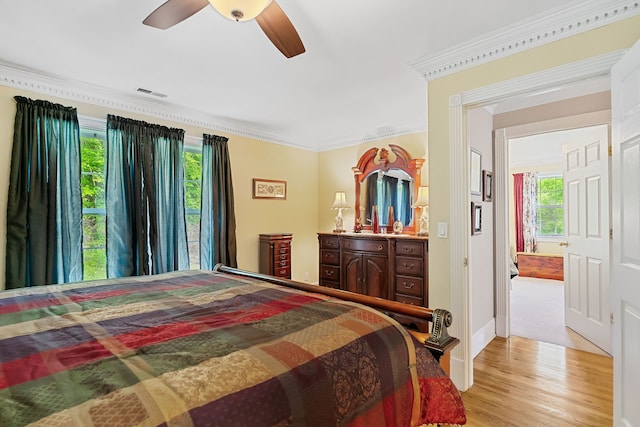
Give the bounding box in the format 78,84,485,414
461,336,613,426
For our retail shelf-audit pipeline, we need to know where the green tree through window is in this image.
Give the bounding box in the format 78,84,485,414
80,130,107,280
537,176,563,237
184,147,202,269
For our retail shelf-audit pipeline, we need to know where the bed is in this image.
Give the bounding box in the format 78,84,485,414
0,265,466,426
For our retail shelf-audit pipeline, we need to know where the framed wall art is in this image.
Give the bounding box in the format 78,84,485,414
252,178,287,200
471,202,482,235
470,148,482,196
482,170,493,202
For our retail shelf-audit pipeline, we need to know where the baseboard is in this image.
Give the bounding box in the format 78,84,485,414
496,313,509,338
450,356,467,391
472,318,496,359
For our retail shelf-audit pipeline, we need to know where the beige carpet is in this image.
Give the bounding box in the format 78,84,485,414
510,276,610,356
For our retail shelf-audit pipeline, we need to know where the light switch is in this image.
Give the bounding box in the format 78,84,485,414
438,222,448,238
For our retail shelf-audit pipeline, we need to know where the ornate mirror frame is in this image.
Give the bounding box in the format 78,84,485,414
352,144,425,233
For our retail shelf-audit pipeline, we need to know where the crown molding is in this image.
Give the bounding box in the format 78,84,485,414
0,61,426,152
0,61,307,149
411,0,640,81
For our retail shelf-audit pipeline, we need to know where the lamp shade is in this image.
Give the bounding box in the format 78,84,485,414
331,191,350,209
208,0,273,21
412,186,429,208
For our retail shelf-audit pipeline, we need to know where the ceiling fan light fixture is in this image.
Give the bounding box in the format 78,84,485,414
208,0,273,21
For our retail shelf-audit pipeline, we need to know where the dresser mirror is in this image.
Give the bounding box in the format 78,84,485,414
352,145,424,233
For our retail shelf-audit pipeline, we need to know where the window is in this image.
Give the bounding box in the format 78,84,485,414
79,120,204,277
80,128,107,280
183,146,202,269
537,175,563,237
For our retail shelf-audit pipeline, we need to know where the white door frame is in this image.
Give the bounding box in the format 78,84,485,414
448,50,624,390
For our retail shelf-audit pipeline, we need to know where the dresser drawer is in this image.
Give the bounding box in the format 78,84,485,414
320,265,340,282
275,266,291,278
275,246,290,256
395,256,424,276
320,249,339,266
275,258,290,268
320,279,340,289
395,294,423,307
343,238,388,253
396,240,424,257
395,275,423,297
319,235,340,249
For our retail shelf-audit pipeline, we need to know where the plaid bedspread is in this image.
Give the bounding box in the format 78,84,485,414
0,270,465,426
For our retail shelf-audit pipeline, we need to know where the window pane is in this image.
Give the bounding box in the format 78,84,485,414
81,133,107,280
537,176,564,237
184,150,202,269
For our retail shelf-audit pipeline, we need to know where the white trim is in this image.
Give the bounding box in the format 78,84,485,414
448,52,620,392
0,62,305,150
472,318,497,359
0,61,424,152
448,94,472,391
495,128,510,338
412,0,639,81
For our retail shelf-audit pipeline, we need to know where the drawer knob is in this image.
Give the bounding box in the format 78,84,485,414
403,262,415,269
403,247,414,253
377,245,384,251
403,282,415,289
280,261,287,266
325,270,334,276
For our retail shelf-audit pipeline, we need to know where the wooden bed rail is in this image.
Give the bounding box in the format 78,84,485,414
213,264,459,361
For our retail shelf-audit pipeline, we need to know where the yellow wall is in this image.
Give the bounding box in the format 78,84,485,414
0,86,319,290
427,16,640,309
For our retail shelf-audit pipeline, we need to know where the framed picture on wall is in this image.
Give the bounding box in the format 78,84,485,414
471,202,482,235
470,148,482,195
252,178,287,199
482,170,493,202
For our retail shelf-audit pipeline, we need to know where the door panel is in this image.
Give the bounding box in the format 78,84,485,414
562,124,610,354
363,255,387,298
611,38,640,427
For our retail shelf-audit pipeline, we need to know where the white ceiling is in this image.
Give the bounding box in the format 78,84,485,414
0,0,633,151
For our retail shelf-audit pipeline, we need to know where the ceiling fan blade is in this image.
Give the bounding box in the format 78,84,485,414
143,0,209,30
256,1,305,58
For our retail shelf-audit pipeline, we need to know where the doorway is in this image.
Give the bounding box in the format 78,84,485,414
502,123,611,355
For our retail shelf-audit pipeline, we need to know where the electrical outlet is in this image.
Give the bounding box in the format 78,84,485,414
304,272,310,282
437,222,448,238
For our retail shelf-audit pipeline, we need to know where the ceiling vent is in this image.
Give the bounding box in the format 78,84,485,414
137,87,167,98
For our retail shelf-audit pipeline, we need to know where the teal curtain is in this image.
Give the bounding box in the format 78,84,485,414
200,134,237,269
399,179,411,225
105,115,189,278
365,173,377,224
380,175,398,226
5,96,83,288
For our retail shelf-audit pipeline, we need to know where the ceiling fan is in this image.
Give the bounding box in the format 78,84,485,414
143,0,305,58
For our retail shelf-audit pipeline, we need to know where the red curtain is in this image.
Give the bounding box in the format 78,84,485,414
513,173,524,252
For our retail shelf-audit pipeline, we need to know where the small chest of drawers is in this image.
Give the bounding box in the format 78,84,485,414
259,233,292,279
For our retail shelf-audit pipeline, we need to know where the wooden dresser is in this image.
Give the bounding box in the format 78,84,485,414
318,232,428,307
259,233,292,279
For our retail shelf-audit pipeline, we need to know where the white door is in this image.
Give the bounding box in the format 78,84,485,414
611,39,640,427
562,125,611,354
